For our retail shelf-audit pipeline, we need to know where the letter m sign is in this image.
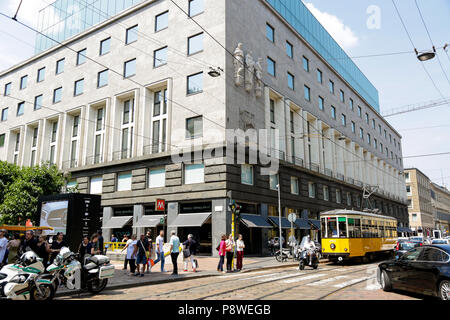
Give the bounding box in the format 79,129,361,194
156,199,165,211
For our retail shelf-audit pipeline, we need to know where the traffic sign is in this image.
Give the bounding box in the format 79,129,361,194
160,217,165,225
156,199,165,211
288,213,297,223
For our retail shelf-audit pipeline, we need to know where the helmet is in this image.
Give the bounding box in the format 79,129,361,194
54,247,72,265
19,251,39,266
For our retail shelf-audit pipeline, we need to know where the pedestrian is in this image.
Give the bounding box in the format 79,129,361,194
20,230,38,255
36,235,51,267
50,232,67,262
121,234,129,243
143,231,152,274
152,230,166,272
182,234,197,272
225,234,235,272
77,236,90,262
216,234,226,273
111,234,118,243
87,233,101,255
6,233,21,264
121,235,132,270
0,229,8,268
133,234,148,277
236,234,245,271
97,230,104,254
169,230,180,275
124,235,137,276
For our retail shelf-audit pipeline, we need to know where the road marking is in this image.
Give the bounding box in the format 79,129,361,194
282,273,325,284
256,273,305,283
220,270,270,278
306,275,348,286
332,276,372,288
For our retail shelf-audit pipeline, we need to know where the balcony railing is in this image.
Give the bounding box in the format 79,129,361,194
336,173,345,181
85,155,103,166
62,159,78,170
113,149,131,161
346,177,355,185
308,163,320,172
143,143,167,156
325,168,333,177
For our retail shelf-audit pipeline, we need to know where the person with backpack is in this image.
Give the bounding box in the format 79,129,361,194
182,234,197,272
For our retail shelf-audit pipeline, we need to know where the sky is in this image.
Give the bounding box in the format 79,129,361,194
0,0,449,187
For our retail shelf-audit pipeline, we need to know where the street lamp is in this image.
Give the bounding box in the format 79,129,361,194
415,47,436,62
276,173,282,261
208,66,223,77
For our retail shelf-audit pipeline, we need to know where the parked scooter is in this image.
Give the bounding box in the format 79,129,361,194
298,236,319,270
46,247,114,294
0,251,55,300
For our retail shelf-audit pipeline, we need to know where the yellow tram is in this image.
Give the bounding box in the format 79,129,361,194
320,209,398,262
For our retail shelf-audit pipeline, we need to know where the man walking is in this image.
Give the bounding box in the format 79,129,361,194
152,230,166,272
142,232,151,274
97,230,104,254
133,234,148,277
20,230,38,255
169,230,180,275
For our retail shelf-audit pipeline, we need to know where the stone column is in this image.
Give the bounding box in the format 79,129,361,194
260,203,270,255
212,198,228,257
102,207,113,242
167,202,179,237
133,204,144,237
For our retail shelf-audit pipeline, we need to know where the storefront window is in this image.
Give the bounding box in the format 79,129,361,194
268,205,278,217
241,164,253,185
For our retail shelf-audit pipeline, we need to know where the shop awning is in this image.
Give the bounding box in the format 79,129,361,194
295,219,310,230
134,215,165,228
308,219,321,230
397,227,413,233
267,216,292,229
170,213,211,227
102,216,133,229
240,214,273,228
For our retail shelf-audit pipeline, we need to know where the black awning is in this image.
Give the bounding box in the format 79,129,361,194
294,219,310,230
267,216,292,229
308,219,321,230
240,214,273,228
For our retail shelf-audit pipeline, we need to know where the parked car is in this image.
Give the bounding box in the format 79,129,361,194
432,239,450,245
394,240,422,259
409,236,424,242
378,244,450,300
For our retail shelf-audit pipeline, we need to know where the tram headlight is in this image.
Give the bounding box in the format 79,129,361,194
330,243,336,250
344,248,348,252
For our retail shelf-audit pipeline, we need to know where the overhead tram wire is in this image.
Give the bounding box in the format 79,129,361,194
391,0,446,99
414,0,450,86
169,0,411,187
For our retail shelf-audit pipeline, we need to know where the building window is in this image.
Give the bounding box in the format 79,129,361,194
184,163,205,184
287,72,295,90
323,186,329,201
121,99,135,159
374,138,377,149
329,80,334,94
53,87,62,103
49,121,58,164
77,48,87,65
20,75,27,90
17,102,25,116
331,106,336,119
378,124,382,135
372,119,376,129
97,69,108,88
151,89,168,153
187,72,203,94
302,56,309,72
349,98,354,111
188,0,204,17
341,114,346,127
90,176,103,194
13,132,20,164
291,177,299,195
367,133,371,145
124,58,136,78
408,200,412,208
117,172,132,191
347,192,352,206
0,134,5,148
4,82,11,96
405,172,410,182
74,79,84,96
359,128,364,139
286,41,293,58
149,168,166,188
269,174,279,190
126,25,138,44
267,57,276,76
270,99,275,123
188,33,204,55
358,106,362,117
304,85,310,101
37,68,45,82
34,95,42,110
186,115,203,138
365,113,369,124
155,11,169,32
290,111,294,133
56,59,64,74
100,38,111,55
266,23,274,42
241,164,254,185
70,116,79,168
94,108,105,164
318,96,324,110
351,121,355,133
340,90,345,103
317,69,323,83
308,182,316,198
154,46,168,67
336,189,342,203
406,185,412,195
1,108,7,121
380,143,383,153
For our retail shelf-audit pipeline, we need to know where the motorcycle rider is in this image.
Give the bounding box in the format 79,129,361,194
303,235,316,251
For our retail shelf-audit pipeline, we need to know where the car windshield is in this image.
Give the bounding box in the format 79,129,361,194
399,242,418,250
432,240,447,244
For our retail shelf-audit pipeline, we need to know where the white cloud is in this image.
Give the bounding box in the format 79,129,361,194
305,2,359,49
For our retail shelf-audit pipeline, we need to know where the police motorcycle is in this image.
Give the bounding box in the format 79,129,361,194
46,246,115,294
298,236,319,270
0,251,55,300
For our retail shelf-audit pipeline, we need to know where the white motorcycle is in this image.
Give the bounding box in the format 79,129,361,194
0,251,55,300
46,247,115,294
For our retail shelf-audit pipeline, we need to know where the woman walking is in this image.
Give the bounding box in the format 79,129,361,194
6,233,21,264
225,234,235,273
36,235,51,267
236,234,245,271
217,234,227,273
182,234,197,272
123,235,137,276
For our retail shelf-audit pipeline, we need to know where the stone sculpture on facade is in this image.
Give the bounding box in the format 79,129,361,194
254,58,263,97
233,43,245,87
245,51,255,92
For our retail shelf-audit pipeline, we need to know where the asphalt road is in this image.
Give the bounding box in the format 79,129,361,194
58,261,426,300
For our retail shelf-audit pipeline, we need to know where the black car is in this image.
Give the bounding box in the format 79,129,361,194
377,244,450,300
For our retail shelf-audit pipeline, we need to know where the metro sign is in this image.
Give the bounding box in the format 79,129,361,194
156,199,165,211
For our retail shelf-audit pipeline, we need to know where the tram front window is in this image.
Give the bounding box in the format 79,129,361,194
326,217,338,238
338,217,347,238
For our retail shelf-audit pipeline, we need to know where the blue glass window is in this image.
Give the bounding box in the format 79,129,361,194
331,106,336,119
56,59,64,74
154,47,168,67
266,23,274,42
329,80,334,94
74,79,84,96
188,33,203,55
319,96,324,110
124,59,136,78
317,69,322,83
287,73,294,90
126,25,138,44
77,48,87,65
100,38,110,55
4,82,11,95
302,56,309,72
304,85,310,101
34,95,43,110
189,0,204,17
155,11,168,32
53,87,62,103
98,69,108,87
267,57,276,76
20,75,28,90
187,72,203,95
37,68,45,82
17,102,25,116
286,41,293,58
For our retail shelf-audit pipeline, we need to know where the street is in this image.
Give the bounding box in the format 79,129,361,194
58,261,424,300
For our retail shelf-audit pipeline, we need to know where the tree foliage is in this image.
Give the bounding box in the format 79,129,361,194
0,162,66,225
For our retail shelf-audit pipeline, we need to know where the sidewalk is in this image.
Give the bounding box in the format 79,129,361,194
55,255,316,297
